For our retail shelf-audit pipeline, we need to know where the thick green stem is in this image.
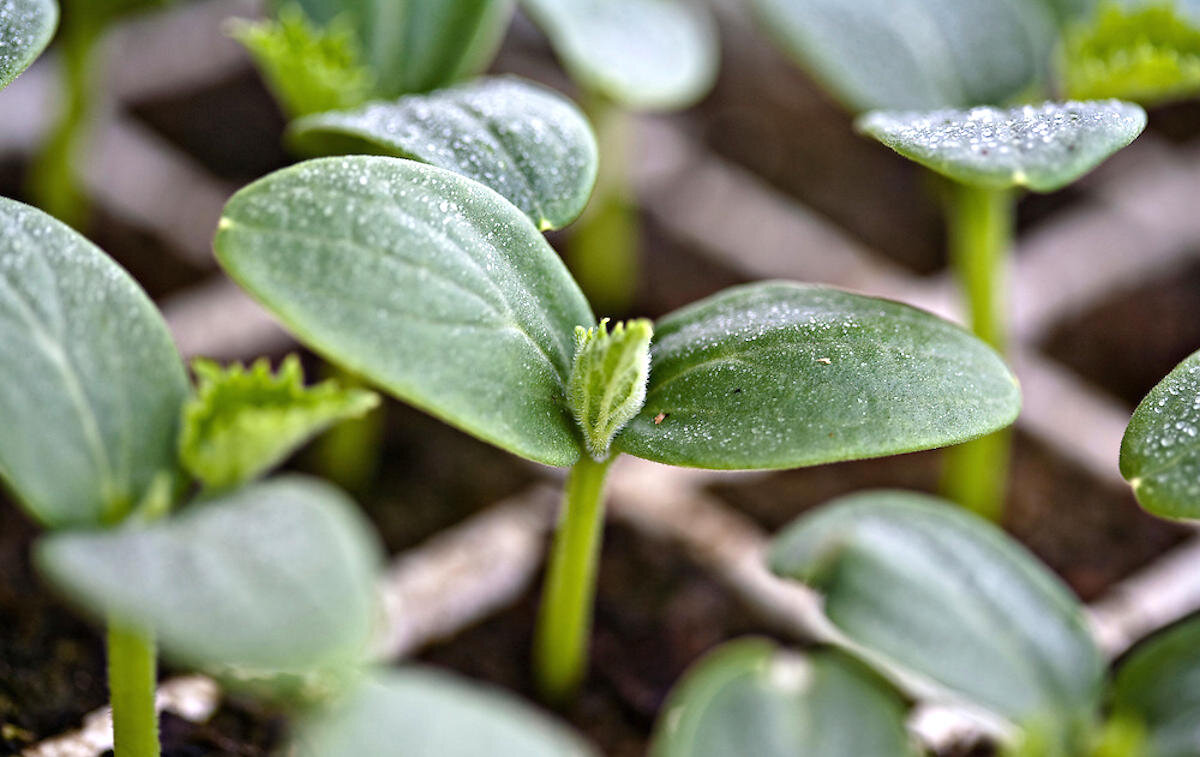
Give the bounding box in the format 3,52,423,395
107,621,160,757
941,182,1015,522
311,365,384,495
567,95,638,314
533,455,614,704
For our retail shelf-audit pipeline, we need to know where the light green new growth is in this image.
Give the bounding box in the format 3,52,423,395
1063,2,1200,105
230,4,374,119
180,354,379,491
567,318,653,460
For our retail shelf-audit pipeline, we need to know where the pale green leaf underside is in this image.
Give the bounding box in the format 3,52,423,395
0,198,188,529
1111,616,1200,757
180,355,379,491
37,476,381,682
1120,349,1200,519
750,0,1057,112
769,491,1104,732
289,76,599,230
521,0,718,110
215,156,594,467
858,100,1147,192
650,639,916,757
614,281,1020,470
293,667,597,757
0,0,56,90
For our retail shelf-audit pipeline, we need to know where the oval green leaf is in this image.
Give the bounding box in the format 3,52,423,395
36,475,382,684
521,0,718,110
858,100,1147,192
289,77,599,230
0,0,56,90
613,281,1020,470
1111,617,1200,757
769,490,1104,737
750,0,1056,112
650,639,917,757
1120,349,1200,519
215,156,594,467
0,198,188,529
293,667,597,756
284,0,514,97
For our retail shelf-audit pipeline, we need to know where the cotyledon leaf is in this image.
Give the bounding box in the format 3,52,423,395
858,100,1147,192
36,475,382,685
1110,616,1200,757
521,0,718,111
289,76,599,230
0,198,189,529
769,491,1105,740
214,156,595,467
1120,349,1200,519
0,0,56,90
749,0,1057,112
292,667,597,757
650,639,917,757
613,281,1020,470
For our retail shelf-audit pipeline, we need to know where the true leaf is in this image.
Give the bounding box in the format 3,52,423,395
289,76,599,230
1110,616,1200,757
292,667,597,756
0,198,189,529
0,0,56,90
769,490,1104,741
650,639,917,757
214,156,594,467
283,0,515,98
521,0,718,110
1120,349,1200,519
749,0,1057,112
857,100,1147,192
1063,2,1200,106
36,475,382,686
567,318,652,460
179,354,379,491
613,281,1020,470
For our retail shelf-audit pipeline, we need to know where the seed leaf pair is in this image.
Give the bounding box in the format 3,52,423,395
520,0,718,110
0,0,56,90
769,491,1104,747
289,77,599,230
649,639,916,757
215,155,1021,471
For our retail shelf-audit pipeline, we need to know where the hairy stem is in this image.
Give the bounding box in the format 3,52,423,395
942,182,1015,522
533,454,614,704
107,621,160,757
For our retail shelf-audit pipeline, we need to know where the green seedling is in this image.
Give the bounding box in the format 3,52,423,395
1121,348,1200,519
213,152,1021,702
654,490,1200,756
0,0,56,91
747,0,1168,521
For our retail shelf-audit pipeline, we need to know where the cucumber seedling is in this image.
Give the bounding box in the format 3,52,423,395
213,153,1022,702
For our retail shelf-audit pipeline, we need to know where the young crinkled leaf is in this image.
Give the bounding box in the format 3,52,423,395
567,318,652,460
293,667,597,757
231,5,375,119
769,491,1104,747
521,0,718,110
0,198,189,529
613,281,1020,470
289,77,599,230
1120,349,1200,518
650,639,917,757
0,0,57,90
858,100,1147,192
180,355,379,491
1110,616,1200,757
215,156,594,467
36,475,381,692
1063,2,1200,105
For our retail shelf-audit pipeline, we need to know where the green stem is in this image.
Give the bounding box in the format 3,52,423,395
311,364,384,495
107,621,160,757
941,182,1015,522
533,454,615,704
